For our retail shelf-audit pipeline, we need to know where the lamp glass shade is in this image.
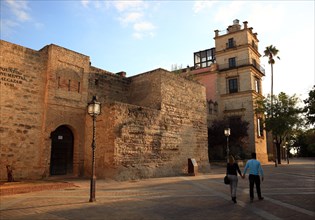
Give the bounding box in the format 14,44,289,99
93,102,101,115
224,128,231,136
87,104,94,116
87,97,101,116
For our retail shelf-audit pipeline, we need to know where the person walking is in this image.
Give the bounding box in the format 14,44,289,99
242,152,264,202
226,155,242,203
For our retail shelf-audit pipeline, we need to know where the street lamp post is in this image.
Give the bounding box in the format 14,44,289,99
87,96,101,202
285,141,289,164
273,139,277,167
224,128,231,163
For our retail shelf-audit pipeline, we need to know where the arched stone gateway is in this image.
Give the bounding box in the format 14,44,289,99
50,125,74,175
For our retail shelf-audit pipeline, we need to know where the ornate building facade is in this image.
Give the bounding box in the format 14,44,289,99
181,20,268,162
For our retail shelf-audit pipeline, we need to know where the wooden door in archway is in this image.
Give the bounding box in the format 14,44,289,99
50,126,74,175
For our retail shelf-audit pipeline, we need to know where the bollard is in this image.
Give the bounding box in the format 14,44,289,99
188,158,198,176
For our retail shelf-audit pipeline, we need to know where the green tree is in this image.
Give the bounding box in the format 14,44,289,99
256,92,303,164
304,85,315,126
208,117,249,161
294,129,315,157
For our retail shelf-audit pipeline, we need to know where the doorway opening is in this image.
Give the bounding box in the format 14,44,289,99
50,125,74,175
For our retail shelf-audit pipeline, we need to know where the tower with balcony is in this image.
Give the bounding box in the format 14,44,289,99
184,19,268,162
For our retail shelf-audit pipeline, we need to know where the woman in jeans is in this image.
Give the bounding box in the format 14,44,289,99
226,155,243,203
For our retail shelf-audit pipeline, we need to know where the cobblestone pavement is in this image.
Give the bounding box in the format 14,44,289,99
0,158,314,220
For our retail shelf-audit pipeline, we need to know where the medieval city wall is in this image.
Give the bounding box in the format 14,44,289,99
84,68,132,180
128,70,162,109
1,40,209,181
84,69,209,180
88,66,130,104
160,71,209,168
0,40,48,179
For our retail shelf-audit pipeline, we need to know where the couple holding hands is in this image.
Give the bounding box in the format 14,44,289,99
226,152,264,204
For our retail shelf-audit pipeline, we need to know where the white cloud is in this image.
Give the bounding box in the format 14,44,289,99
133,32,143,40
134,21,155,32
110,1,156,39
81,0,89,8
6,0,31,22
119,12,143,25
81,0,155,39
112,0,147,12
193,0,217,13
132,31,155,40
214,1,245,25
2,0,43,38
247,3,284,34
132,21,156,40
81,0,113,10
34,22,44,30
0,19,19,37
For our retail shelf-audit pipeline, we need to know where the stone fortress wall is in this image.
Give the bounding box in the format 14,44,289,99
0,41,48,180
0,40,209,180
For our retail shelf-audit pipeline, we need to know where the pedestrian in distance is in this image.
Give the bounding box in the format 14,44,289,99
242,152,264,202
226,155,243,203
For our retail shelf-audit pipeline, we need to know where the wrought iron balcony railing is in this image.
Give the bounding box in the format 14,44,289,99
218,58,265,75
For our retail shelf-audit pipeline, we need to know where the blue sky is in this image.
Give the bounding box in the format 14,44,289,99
1,0,314,99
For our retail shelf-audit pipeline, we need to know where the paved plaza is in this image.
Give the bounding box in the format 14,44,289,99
0,158,314,220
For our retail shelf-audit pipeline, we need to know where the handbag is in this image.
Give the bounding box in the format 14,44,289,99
224,175,230,185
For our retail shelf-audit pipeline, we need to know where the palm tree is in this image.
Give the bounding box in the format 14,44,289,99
264,45,280,107
264,45,280,165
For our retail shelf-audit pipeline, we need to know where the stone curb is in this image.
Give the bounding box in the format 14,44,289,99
0,181,77,196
